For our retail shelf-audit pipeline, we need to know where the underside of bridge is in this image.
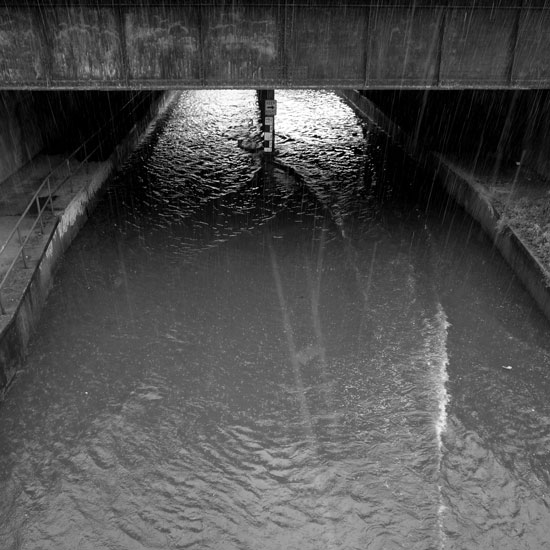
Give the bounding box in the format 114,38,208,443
2,1,550,90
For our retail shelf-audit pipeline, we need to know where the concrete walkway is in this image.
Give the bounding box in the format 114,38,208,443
0,154,63,216
443,153,550,264
0,154,100,325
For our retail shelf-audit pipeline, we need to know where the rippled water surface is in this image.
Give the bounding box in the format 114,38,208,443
1,91,550,550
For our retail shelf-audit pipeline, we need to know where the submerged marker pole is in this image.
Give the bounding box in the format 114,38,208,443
258,90,276,159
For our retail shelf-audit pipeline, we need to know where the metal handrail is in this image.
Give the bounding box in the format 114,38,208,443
0,92,156,314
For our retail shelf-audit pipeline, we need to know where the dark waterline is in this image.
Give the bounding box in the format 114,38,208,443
1,91,549,550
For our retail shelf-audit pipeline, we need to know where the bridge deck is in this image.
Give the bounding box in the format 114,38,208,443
1,1,550,89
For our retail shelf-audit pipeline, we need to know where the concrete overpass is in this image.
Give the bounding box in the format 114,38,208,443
2,1,550,90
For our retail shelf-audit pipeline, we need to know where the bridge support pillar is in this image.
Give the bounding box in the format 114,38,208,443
257,90,276,158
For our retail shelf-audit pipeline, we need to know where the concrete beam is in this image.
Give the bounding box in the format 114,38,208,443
1,1,550,89
440,5,517,86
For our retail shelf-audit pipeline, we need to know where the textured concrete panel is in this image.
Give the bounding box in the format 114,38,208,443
287,5,365,86
203,4,279,85
513,9,550,83
49,6,122,81
366,7,441,86
125,6,200,82
0,8,45,82
441,8,516,85
1,2,550,89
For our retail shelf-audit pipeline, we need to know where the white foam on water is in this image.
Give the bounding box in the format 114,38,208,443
425,302,450,549
433,304,450,452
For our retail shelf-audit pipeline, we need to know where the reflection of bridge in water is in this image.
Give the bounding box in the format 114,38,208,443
2,1,550,90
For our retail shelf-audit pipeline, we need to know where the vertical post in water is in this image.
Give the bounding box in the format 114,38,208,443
257,90,276,160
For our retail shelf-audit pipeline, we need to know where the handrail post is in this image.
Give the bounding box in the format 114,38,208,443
17,228,28,269
20,249,28,269
36,196,44,233
47,177,54,214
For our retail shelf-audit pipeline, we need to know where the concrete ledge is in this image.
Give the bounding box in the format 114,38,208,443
0,91,178,399
339,89,550,322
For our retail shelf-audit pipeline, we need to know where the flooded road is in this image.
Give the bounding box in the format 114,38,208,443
1,90,550,549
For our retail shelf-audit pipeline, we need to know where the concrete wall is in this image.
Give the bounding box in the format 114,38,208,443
2,1,550,89
0,90,162,183
522,93,550,179
0,92,49,183
361,89,550,181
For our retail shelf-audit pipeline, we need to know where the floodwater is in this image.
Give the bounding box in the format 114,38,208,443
1,90,550,550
